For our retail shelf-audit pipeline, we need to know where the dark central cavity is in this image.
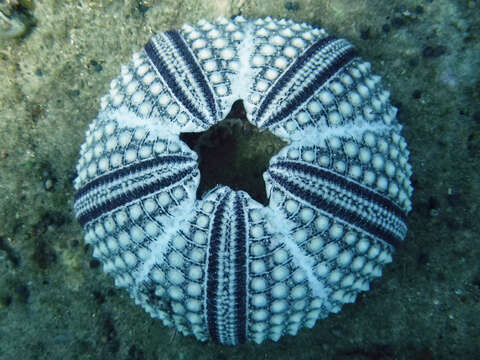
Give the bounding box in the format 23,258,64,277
180,100,287,205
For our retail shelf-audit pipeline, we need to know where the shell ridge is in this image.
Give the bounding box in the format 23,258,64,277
256,38,357,130
205,188,232,344
226,22,258,116
74,156,197,226
200,188,252,345
265,205,333,303
287,120,400,148
230,191,249,345
145,32,217,127
132,207,194,291
265,160,406,247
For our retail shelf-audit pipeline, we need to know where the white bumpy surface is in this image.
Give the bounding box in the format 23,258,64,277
73,16,413,345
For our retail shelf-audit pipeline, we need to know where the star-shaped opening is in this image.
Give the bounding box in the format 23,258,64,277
180,100,287,205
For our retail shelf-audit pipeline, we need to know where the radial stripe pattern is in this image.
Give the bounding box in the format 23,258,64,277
145,31,219,128
266,160,407,247
73,16,413,346
255,37,357,129
205,189,248,345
